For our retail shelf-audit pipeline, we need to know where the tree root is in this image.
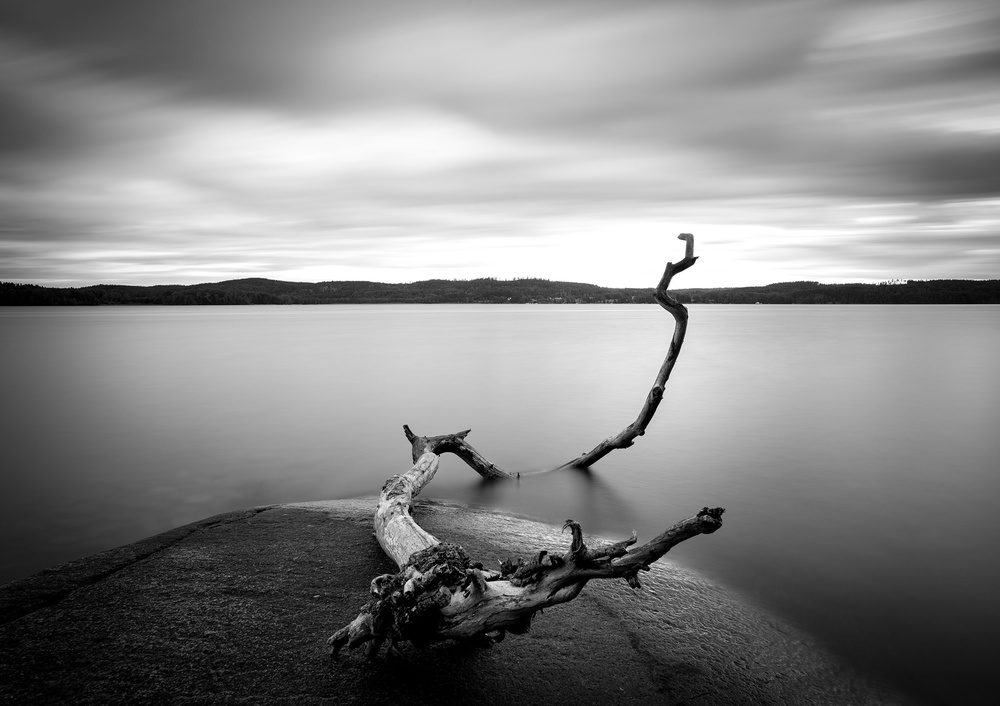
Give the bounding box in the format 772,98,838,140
329,508,724,660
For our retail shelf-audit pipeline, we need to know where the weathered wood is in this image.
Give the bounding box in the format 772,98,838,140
566,233,698,468
399,235,699,479
328,451,723,659
403,425,514,480
374,452,442,568
429,508,723,640
327,233,723,661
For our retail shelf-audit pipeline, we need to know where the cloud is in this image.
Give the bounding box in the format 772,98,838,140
0,0,998,288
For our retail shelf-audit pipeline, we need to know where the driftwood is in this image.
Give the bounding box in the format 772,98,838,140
399,233,698,478
328,234,723,659
567,232,698,468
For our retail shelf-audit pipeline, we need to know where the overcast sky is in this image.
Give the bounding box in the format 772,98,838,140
1,0,998,288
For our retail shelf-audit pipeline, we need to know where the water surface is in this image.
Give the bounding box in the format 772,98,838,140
2,304,998,705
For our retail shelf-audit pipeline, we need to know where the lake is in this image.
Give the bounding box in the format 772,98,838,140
2,304,998,704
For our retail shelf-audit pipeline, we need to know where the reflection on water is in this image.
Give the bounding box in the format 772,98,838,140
456,463,639,537
2,304,999,705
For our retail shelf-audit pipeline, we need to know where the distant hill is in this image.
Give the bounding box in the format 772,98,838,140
2,277,999,305
674,279,1000,305
0,278,650,305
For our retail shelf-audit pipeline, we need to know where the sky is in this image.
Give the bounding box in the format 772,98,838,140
1,0,998,288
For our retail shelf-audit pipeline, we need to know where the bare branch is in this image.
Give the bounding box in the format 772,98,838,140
328,448,723,659
399,234,699,480
403,425,515,480
327,235,724,662
566,233,698,468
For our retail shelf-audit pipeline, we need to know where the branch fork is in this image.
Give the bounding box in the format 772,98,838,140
330,455,724,660
328,235,722,661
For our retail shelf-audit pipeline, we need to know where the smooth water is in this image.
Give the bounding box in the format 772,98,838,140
2,304,998,704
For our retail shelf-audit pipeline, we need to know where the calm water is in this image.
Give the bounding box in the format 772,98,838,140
2,304,999,704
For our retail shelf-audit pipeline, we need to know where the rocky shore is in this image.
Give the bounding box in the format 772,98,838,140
0,497,914,704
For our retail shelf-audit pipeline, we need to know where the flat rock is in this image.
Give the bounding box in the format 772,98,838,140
0,498,914,705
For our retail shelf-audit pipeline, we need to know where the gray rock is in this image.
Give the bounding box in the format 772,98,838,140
1,498,914,705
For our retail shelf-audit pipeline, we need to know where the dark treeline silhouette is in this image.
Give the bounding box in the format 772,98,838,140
0,277,651,305
674,279,1000,304
2,277,999,306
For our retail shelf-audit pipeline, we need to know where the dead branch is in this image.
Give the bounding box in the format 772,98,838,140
328,445,723,659
566,233,697,468
401,235,698,479
403,425,515,480
327,233,722,661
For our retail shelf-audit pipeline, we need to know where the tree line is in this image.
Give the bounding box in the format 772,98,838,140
673,279,1000,305
2,277,998,306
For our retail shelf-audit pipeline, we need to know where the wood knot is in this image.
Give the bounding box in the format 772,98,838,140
697,507,725,532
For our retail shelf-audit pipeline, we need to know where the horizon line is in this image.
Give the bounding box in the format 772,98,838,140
5,275,998,291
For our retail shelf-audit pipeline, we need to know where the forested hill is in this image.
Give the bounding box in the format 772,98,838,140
2,277,999,305
0,278,648,305
675,279,1000,304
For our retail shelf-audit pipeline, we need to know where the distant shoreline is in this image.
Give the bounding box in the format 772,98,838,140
3,277,999,305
